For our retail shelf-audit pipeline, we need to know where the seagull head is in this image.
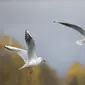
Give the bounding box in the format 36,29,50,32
37,57,46,63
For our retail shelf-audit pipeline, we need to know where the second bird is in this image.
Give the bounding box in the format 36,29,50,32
57,22,85,46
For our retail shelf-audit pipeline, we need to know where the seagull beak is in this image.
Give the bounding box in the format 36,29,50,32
43,60,46,62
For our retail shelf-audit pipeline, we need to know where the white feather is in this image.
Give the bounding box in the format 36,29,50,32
5,45,28,63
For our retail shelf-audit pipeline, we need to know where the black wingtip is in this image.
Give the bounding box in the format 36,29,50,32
4,46,10,50
4,45,6,50
25,30,30,37
53,21,72,27
57,22,72,27
25,29,28,34
53,21,63,24
57,22,62,24
58,22,66,24
25,30,32,44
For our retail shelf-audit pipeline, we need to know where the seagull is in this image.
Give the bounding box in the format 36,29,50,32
5,30,46,72
56,22,85,45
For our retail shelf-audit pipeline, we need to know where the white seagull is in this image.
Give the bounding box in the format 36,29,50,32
57,22,85,46
5,30,46,71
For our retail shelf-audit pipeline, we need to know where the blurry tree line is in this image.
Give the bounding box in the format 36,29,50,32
0,35,85,85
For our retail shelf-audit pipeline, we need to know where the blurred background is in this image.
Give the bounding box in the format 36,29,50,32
0,0,85,85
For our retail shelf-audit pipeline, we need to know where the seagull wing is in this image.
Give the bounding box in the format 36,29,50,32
58,22,85,37
5,45,28,63
25,30,37,60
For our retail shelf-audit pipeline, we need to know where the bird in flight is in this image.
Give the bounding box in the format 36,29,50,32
5,30,46,73
57,22,85,46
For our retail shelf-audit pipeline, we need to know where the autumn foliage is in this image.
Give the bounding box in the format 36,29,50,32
1,35,85,85
64,62,85,85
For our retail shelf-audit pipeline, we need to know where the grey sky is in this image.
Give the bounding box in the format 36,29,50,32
0,0,85,76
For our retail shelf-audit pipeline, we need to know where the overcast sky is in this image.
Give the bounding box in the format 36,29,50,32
0,0,85,77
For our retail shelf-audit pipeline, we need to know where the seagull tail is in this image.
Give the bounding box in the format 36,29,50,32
18,63,28,70
76,39,85,46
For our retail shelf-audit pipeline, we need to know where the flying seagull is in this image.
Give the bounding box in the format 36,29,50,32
5,30,46,72
57,22,85,45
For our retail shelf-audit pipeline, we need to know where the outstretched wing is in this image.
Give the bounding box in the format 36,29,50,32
58,22,85,37
5,45,28,63
25,30,37,60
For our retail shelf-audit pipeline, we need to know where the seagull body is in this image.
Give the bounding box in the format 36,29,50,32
76,38,85,46
5,30,45,70
57,22,85,45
